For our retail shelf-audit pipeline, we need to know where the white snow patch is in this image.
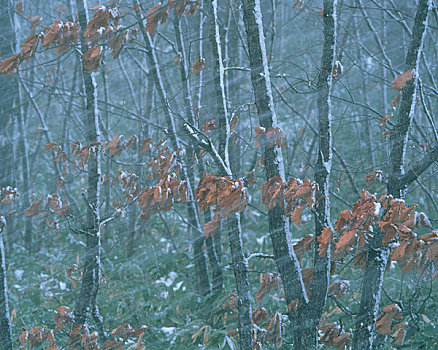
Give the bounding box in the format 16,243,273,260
14,269,24,281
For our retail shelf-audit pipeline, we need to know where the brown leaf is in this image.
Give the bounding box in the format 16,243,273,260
203,214,221,238
317,227,332,256
252,307,268,325
364,170,383,186
291,204,304,227
391,69,413,89
24,197,44,216
376,304,402,335
293,234,314,260
0,53,22,75
145,4,168,35
83,46,102,72
192,57,205,74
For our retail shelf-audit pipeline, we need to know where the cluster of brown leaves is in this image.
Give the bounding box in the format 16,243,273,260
85,5,137,61
148,148,181,179
333,191,438,276
318,321,351,350
333,190,380,258
254,125,287,150
375,304,407,345
18,326,58,350
377,197,437,276
24,193,70,231
104,135,138,156
18,305,146,350
25,193,70,217
138,173,187,220
261,176,318,227
364,170,383,187
0,19,79,75
145,1,200,35
195,173,248,236
71,141,103,166
137,148,187,220
111,171,141,201
265,312,284,349
45,142,68,163
103,324,147,350
390,230,438,276
255,273,281,306
0,4,137,75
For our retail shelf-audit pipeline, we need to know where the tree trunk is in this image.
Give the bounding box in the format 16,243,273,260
306,0,337,347
241,0,310,347
203,2,253,347
353,1,432,348
73,0,105,339
18,82,33,254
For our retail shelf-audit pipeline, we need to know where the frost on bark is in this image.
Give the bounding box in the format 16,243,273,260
306,0,337,347
201,2,253,347
73,0,105,337
353,1,432,348
0,224,12,349
241,0,310,346
134,2,210,296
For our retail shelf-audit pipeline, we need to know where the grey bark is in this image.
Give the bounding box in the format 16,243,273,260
203,2,253,346
73,0,105,339
353,1,432,348
17,83,33,254
307,0,337,347
241,0,310,347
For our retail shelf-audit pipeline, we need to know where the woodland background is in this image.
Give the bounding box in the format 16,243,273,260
0,0,437,349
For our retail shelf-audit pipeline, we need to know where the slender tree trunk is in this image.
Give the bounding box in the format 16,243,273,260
173,14,223,290
203,2,253,347
0,224,12,349
241,2,310,346
304,1,337,347
135,3,210,296
353,1,432,348
18,82,33,254
73,0,105,339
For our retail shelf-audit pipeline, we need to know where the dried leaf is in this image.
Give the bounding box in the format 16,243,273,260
317,227,332,256
391,69,413,89
83,46,102,72
192,57,205,74
25,197,44,216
